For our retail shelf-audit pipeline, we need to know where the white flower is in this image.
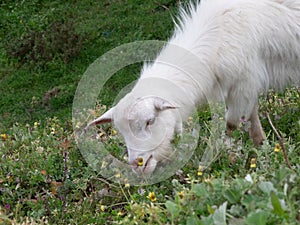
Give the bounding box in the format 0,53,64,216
245,174,253,184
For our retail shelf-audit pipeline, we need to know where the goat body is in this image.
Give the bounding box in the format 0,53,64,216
87,0,300,174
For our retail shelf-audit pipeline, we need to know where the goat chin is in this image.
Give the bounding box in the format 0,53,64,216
128,136,176,175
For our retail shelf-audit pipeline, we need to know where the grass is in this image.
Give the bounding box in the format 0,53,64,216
0,0,299,224
0,0,176,129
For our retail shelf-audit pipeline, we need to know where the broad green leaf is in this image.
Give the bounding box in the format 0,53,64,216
241,194,256,211
223,188,242,204
246,209,267,225
228,218,246,225
212,202,227,225
187,215,202,225
165,200,180,218
258,181,277,195
270,191,285,216
201,215,214,225
228,205,244,217
192,183,207,197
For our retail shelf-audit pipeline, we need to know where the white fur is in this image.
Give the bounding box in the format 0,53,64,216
88,0,300,174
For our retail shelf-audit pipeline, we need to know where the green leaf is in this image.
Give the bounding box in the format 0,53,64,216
192,183,208,197
165,200,180,218
212,202,227,225
258,181,277,195
207,204,214,215
270,191,285,216
246,209,267,225
241,194,256,211
201,215,214,225
228,218,246,225
187,215,202,225
223,188,242,204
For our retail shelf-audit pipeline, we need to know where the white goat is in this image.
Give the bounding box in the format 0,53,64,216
87,0,300,174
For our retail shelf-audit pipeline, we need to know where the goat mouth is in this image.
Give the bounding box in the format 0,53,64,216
132,155,155,175
143,155,153,173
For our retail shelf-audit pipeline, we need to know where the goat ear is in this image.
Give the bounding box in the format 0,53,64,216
153,97,177,111
85,107,114,129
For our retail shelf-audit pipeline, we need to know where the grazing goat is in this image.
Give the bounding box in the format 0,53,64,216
86,0,300,174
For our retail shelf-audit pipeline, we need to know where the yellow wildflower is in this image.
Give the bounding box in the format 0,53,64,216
115,172,121,178
117,211,125,216
0,134,7,141
250,158,256,168
274,143,280,153
125,183,130,188
178,191,184,199
137,157,144,167
198,165,203,176
100,205,106,212
147,192,157,202
111,129,118,136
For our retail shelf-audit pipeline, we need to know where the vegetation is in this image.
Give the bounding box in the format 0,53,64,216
0,0,299,224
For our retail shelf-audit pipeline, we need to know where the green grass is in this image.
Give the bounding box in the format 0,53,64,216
0,0,177,129
0,0,299,224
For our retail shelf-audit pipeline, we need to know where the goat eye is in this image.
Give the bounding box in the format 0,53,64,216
146,118,155,127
